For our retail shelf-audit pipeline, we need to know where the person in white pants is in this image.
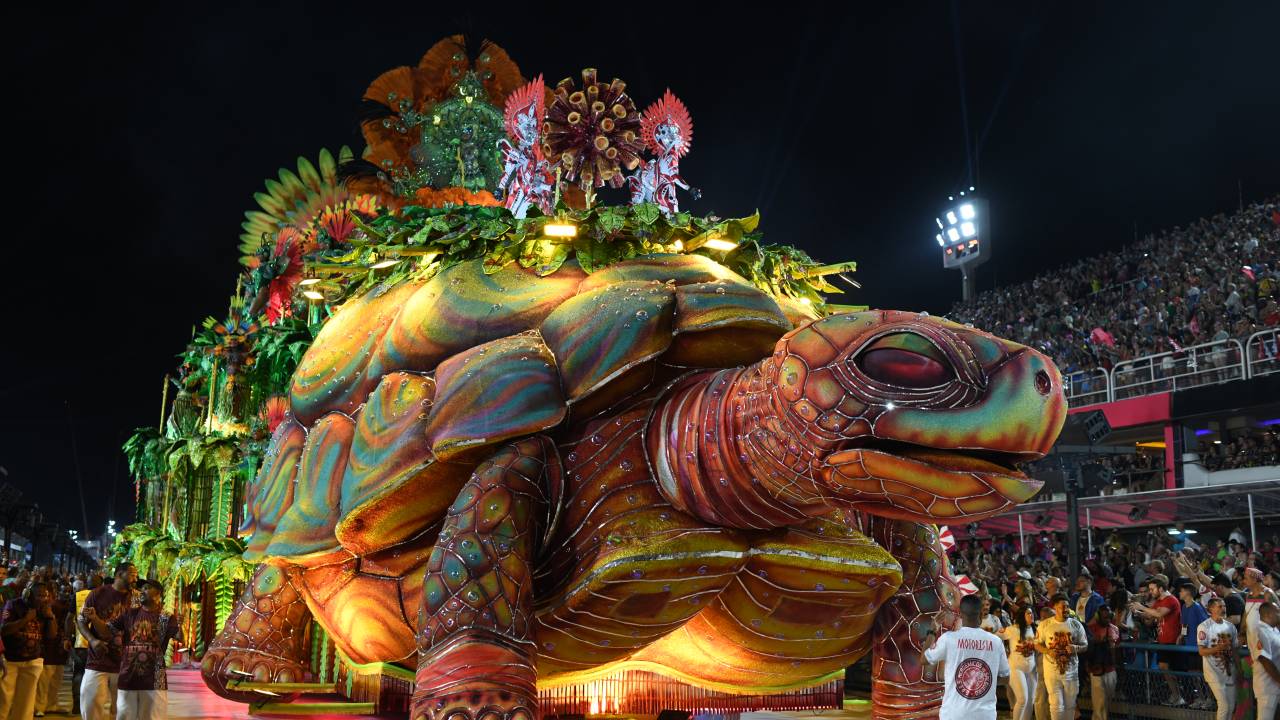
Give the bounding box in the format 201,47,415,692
1033,606,1053,720
1001,604,1039,720
1254,603,1280,720
76,563,137,720
1196,597,1237,720
1034,594,1089,720
0,581,57,720
1085,606,1119,720
100,581,182,720
0,656,44,720
34,595,73,716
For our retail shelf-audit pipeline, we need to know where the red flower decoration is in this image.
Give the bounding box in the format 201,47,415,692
262,396,290,434
265,227,304,324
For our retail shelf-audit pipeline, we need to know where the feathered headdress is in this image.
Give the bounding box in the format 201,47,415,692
640,89,693,158
504,75,547,143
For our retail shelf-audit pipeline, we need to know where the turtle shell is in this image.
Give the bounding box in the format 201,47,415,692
246,254,801,559
239,253,807,658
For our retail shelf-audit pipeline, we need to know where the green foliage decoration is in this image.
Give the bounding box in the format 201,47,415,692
313,204,856,312
107,524,255,614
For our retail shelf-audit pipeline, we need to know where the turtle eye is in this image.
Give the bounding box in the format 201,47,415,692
856,333,953,388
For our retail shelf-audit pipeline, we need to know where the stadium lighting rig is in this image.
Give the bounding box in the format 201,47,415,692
934,188,989,301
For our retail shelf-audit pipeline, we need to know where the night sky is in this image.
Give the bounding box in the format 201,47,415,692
2,3,1277,536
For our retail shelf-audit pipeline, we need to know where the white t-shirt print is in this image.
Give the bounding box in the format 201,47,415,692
924,626,1011,720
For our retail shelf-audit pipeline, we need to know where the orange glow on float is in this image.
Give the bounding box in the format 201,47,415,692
537,670,843,716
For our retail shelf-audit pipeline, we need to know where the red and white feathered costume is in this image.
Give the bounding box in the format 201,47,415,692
497,75,555,218
629,89,697,216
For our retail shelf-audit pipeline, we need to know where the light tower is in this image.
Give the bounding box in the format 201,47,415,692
935,188,989,301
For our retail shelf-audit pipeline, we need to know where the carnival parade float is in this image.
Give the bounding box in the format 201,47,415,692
115,36,1065,719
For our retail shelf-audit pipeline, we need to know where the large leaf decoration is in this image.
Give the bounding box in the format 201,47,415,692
308,205,854,316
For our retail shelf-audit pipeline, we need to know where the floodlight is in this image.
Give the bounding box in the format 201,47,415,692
960,203,975,220
936,234,944,247
946,211,958,225
947,228,960,242
936,218,944,229
961,222,976,238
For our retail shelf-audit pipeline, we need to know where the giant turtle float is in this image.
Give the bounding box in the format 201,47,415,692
201,248,1067,719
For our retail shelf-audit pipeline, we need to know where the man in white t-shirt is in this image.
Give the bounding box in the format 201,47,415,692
1255,603,1280,720
924,594,1010,720
1196,597,1238,720
980,596,1004,635
1243,567,1279,680
1035,594,1089,720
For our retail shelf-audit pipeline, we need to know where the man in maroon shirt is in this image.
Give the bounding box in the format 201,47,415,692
1131,574,1185,706
0,581,57,720
100,581,181,720
77,563,136,720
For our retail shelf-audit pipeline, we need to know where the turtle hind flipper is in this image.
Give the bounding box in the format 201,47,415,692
412,437,553,720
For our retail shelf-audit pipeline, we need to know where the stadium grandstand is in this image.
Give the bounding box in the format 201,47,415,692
944,196,1280,547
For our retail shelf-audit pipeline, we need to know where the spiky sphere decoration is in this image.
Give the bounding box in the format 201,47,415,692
543,68,643,191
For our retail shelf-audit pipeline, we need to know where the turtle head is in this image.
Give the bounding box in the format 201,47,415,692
761,310,1065,523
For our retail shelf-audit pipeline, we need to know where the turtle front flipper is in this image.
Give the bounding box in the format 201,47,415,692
412,437,554,720
865,517,959,719
201,564,315,702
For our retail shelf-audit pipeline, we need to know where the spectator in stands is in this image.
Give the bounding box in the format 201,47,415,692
1130,575,1185,705
980,596,1004,634
949,198,1279,410
1213,574,1246,625
1178,582,1211,708
1071,574,1104,623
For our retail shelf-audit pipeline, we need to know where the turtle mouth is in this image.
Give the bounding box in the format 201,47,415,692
840,437,1033,477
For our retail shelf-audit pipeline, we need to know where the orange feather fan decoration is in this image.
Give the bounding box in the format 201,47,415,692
356,36,526,204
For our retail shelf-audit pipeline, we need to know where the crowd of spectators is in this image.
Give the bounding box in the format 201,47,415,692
948,525,1280,716
1022,450,1166,500
948,198,1280,395
1199,426,1280,471
1093,452,1165,494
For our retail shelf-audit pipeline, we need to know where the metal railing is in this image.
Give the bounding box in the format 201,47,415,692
1246,328,1280,378
1038,330,1279,408
1064,367,1112,407
1110,642,1249,720
1110,338,1245,400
